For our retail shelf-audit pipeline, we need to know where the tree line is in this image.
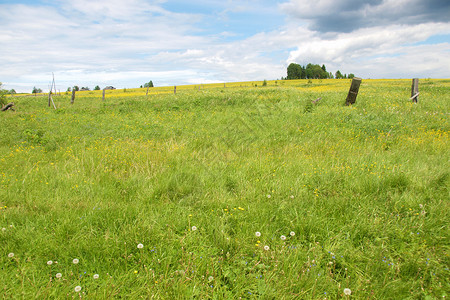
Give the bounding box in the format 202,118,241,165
284,63,354,80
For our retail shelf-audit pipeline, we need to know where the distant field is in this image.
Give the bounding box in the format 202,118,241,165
1,79,449,298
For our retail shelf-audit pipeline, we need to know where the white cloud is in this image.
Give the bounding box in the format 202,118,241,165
286,23,450,77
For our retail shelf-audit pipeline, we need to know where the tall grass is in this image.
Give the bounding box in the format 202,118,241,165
1,79,449,298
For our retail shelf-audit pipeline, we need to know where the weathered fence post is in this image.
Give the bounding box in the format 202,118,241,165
411,78,419,103
71,90,75,104
146,86,149,96
345,77,362,106
174,86,176,94
102,89,106,101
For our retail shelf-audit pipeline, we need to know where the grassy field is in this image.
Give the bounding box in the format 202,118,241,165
1,79,449,299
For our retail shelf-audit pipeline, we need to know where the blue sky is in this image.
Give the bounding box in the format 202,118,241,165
1,0,449,92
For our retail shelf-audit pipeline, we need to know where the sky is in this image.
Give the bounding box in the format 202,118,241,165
1,0,449,93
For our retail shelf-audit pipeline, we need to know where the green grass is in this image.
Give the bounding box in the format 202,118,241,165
1,79,449,299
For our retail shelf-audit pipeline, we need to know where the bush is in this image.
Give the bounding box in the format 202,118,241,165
0,82,7,106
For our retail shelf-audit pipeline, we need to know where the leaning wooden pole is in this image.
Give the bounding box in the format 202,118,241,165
411,78,419,103
345,77,362,106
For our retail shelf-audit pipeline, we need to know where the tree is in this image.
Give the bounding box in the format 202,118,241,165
305,63,328,79
0,82,7,106
144,80,154,88
67,87,72,92
287,63,302,80
94,85,100,90
348,73,355,79
9,89,16,95
335,70,343,79
73,86,79,91
32,86,43,94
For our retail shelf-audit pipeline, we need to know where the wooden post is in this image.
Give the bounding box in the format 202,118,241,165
48,91,51,107
146,86,149,96
345,77,362,106
174,86,176,94
102,89,106,101
71,90,75,104
411,78,419,103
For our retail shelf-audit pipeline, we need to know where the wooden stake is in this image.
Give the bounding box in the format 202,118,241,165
146,86,149,96
174,86,176,94
345,77,362,105
71,90,76,104
48,93,56,109
102,89,106,101
411,78,419,103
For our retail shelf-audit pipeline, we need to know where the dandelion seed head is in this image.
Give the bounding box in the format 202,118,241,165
191,226,197,231
8,253,14,258
55,273,62,279
264,245,270,251
93,274,99,279
267,194,271,198
208,276,214,282
290,231,295,236
344,288,351,295
74,286,82,292
137,243,144,249
280,235,286,240
47,260,53,265
255,231,261,237
290,195,294,199
72,258,79,264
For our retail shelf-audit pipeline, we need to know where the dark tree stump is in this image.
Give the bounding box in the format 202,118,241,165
71,90,76,104
411,78,419,103
345,78,362,106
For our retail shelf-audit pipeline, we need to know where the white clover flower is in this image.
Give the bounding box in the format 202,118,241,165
137,243,144,249
8,253,14,258
208,276,214,282
55,273,62,279
47,260,53,265
74,286,82,292
72,258,79,264
290,231,295,236
264,245,270,251
280,235,286,240
93,274,99,279
344,288,351,295
255,231,261,237
191,226,197,231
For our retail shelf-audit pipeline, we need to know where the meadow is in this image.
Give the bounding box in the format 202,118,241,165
0,79,449,299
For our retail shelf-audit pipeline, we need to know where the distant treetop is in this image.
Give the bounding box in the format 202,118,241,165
285,63,354,80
